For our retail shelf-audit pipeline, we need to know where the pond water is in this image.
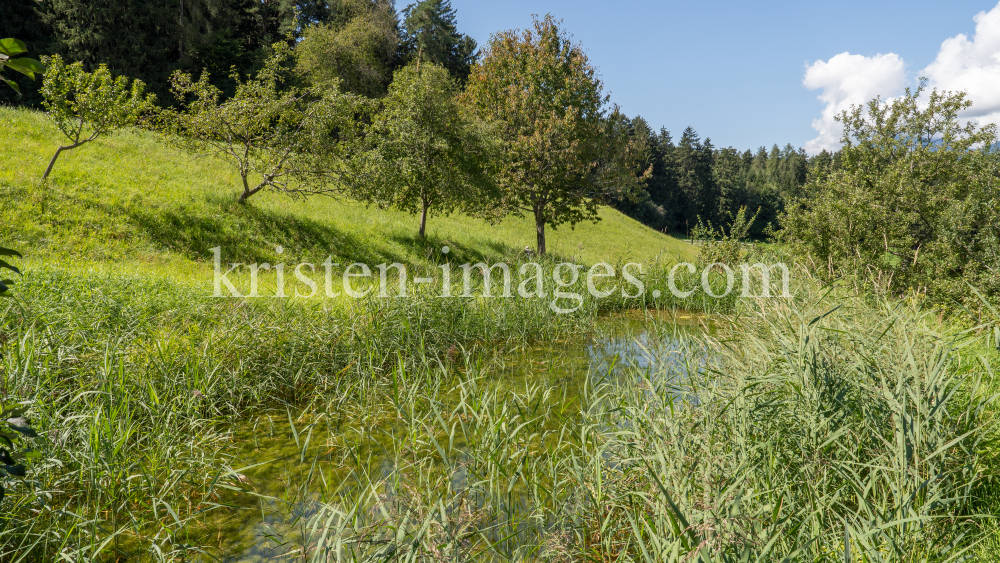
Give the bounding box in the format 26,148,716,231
208,310,709,561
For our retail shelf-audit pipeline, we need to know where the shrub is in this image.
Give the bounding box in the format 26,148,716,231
781,83,1000,308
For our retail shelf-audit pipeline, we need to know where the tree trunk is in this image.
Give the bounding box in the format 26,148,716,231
42,146,68,181
238,174,258,203
418,199,429,238
535,208,546,256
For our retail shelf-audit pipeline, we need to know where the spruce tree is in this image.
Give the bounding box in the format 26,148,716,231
609,116,666,229
673,127,717,229
401,0,477,83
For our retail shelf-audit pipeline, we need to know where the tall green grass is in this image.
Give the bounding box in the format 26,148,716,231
175,275,999,562
2,254,996,561
0,265,601,560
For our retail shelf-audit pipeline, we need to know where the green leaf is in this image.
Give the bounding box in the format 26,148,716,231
0,39,28,57
2,464,26,477
7,418,37,438
1,406,27,418
0,260,20,275
5,57,44,79
0,76,21,96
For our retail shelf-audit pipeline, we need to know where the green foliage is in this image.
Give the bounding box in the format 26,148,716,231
0,38,44,95
165,44,365,203
294,0,400,97
30,0,302,103
0,247,20,298
782,83,1000,305
352,62,496,237
691,205,760,265
462,15,643,255
39,54,155,180
401,0,478,83
609,122,816,238
0,6,47,105
674,126,718,226
711,143,806,233
38,0,183,99
0,402,40,506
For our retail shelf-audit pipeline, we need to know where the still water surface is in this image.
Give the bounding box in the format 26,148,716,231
212,311,708,561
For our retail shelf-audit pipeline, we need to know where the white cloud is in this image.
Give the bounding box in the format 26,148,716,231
922,3,1000,125
802,53,906,154
803,2,1000,154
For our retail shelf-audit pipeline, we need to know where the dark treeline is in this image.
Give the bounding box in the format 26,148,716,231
2,0,299,106
614,117,839,238
0,0,475,105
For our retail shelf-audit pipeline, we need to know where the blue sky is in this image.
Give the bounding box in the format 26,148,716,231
446,0,1000,153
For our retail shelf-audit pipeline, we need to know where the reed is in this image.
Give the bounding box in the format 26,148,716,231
216,278,999,562
0,263,996,561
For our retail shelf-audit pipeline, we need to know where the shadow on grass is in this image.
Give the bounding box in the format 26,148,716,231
386,230,519,267
110,193,518,268
101,194,401,265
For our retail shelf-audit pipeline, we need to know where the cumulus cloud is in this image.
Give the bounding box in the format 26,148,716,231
922,3,1000,125
803,2,1000,154
803,53,906,153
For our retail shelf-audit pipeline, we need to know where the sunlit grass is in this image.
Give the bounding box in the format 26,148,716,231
1,106,696,281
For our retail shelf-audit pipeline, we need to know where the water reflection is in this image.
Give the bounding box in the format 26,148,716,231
222,311,709,561
587,312,707,395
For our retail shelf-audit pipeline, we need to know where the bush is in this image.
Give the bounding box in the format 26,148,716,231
781,84,1000,309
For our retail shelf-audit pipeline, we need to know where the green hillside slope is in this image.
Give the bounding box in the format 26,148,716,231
1,107,695,283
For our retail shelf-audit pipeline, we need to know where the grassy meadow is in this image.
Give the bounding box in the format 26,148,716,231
0,108,695,282
1,107,999,562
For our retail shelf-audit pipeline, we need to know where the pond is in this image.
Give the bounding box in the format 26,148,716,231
207,310,710,561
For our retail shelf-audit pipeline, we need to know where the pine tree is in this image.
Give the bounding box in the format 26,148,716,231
38,0,185,101
609,116,667,228
11,0,310,104
673,127,717,228
401,0,477,83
